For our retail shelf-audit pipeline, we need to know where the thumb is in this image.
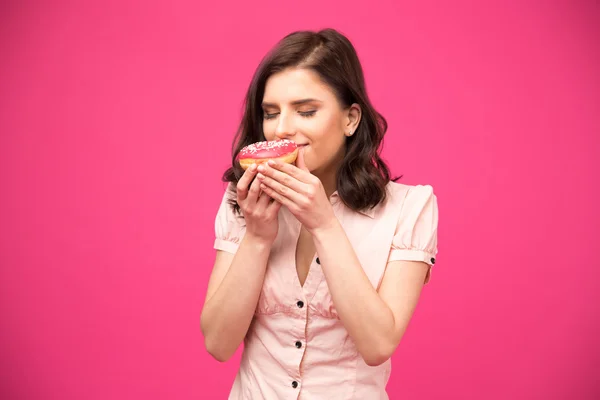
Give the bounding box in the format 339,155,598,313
296,147,309,171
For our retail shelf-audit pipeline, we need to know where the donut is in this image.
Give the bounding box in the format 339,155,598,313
237,139,298,170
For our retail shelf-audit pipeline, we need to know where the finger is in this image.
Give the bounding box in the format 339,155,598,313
266,195,283,216
246,170,263,205
265,158,312,183
257,172,304,205
255,187,272,212
295,147,309,172
260,182,295,211
257,163,306,193
236,164,258,201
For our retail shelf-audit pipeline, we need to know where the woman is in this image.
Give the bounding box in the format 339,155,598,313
200,28,439,399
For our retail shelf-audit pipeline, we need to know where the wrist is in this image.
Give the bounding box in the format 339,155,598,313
308,216,341,241
243,233,275,250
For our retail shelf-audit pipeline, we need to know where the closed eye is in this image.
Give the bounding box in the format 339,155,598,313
263,110,316,120
299,110,316,118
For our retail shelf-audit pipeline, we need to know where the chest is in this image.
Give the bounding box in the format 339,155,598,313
258,204,399,311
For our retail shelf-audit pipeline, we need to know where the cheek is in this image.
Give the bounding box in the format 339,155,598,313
307,124,345,166
262,121,276,140
311,118,344,149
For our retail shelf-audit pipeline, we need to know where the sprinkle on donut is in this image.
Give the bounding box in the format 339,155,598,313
237,139,299,170
238,139,297,159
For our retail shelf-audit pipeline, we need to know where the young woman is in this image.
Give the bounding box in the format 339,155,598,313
200,28,439,399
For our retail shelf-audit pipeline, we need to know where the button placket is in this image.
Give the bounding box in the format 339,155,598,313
294,293,310,392
301,254,326,306
290,294,307,387
294,299,306,355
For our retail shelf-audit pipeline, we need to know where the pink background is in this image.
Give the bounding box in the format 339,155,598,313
1,1,598,399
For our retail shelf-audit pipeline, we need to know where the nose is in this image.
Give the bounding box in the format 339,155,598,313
274,112,294,140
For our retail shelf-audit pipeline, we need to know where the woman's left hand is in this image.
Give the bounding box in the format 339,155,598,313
256,148,337,233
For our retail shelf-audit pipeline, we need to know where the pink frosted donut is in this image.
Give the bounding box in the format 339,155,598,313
237,140,298,170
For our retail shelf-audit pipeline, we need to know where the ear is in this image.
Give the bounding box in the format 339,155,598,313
345,103,362,137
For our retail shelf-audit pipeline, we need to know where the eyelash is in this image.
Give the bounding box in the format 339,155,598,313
263,111,316,120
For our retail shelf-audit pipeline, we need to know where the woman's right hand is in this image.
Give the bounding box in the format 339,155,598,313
237,164,282,245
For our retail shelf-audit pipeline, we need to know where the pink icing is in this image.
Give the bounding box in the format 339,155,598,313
238,140,297,160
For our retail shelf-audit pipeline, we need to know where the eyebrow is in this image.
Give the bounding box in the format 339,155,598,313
261,98,323,108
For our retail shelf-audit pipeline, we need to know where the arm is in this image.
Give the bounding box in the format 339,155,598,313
311,221,429,366
200,165,281,362
200,235,271,362
256,152,438,366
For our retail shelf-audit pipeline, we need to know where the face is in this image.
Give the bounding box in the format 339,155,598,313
261,68,360,179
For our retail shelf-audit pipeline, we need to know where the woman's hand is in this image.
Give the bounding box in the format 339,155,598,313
256,148,337,234
237,164,282,245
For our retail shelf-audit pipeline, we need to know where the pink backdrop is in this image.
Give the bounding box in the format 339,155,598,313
1,1,598,399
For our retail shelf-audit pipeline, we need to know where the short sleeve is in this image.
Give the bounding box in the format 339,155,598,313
388,185,439,282
214,185,246,254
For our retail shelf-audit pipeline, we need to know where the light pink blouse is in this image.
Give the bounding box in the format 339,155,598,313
213,182,439,399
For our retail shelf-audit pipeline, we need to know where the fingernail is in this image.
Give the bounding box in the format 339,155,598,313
250,164,257,171
267,160,276,166
257,173,264,179
257,165,265,172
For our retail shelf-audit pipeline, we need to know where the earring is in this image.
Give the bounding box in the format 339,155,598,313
348,130,354,136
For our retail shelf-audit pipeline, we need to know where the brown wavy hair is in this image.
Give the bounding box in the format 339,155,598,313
223,28,400,214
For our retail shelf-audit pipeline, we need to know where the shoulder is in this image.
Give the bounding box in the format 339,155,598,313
215,183,246,227
384,181,439,273
383,181,436,211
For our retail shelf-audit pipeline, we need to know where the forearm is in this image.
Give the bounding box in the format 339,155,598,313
201,235,271,361
311,220,397,365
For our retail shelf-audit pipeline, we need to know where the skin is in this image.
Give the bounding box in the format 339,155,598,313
200,67,429,366
259,67,357,197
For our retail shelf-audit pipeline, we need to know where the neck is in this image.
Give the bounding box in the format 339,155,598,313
311,150,344,198
311,166,337,198
320,173,337,198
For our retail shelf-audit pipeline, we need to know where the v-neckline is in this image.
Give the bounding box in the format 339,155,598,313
282,207,325,301
295,226,316,287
